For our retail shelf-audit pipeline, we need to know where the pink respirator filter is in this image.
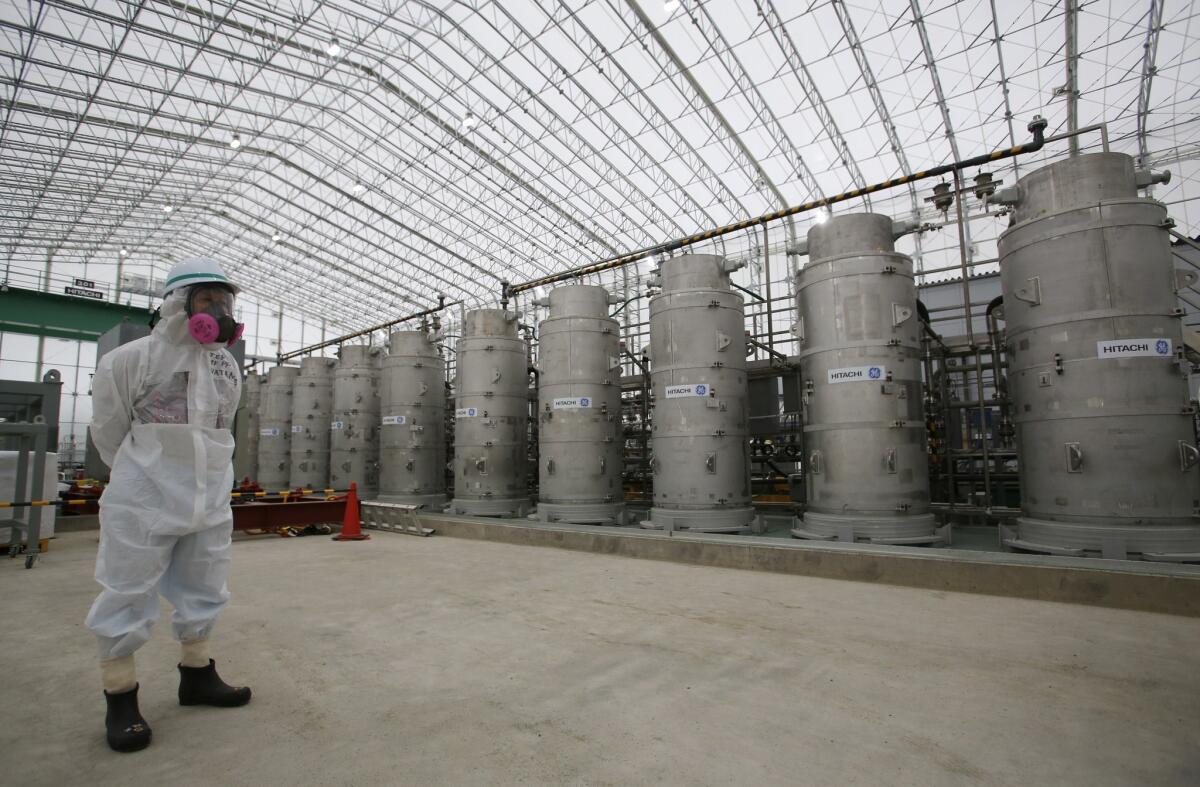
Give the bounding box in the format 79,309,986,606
187,313,244,346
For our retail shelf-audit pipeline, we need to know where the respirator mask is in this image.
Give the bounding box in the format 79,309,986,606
184,284,244,346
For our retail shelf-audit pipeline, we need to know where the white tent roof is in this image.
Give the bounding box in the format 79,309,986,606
2,0,1196,331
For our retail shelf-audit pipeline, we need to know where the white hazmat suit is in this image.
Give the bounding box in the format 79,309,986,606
85,288,242,661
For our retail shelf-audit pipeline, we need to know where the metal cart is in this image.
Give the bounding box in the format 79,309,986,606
0,370,62,569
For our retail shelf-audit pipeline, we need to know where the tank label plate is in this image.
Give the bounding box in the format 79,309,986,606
552,397,591,409
1096,339,1173,358
664,384,711,398
330,420,345,430
291,425,303,433
455,407,479,418
382,415,408,425
259,427,280,437
827,365,885,384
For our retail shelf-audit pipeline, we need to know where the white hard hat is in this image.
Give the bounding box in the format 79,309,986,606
161,257,240,297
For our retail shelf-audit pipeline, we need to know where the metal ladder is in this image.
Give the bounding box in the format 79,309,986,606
359,501,435,537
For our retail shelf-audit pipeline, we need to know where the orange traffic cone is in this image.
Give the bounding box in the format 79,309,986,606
332,482,370,541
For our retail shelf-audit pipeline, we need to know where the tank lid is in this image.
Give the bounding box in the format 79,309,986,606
806,213,896,261
388,328,438,354
546,284,614,318
1001,152,1138,223
267,364,299,381
299,355,336,373
337,343,382,363
659,254,740,293
463,308,519,338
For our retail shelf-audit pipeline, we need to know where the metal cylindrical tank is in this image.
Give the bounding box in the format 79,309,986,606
235,371,262,484
330,344,383,499
535,285,625,524
378,329,447,507
447,309,531,517
643,254,755,533
257,365,299,492
996,152,1199,559
289,356,336,491
790,213,938,544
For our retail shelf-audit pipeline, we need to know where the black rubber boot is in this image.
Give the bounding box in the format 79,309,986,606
178,659,252,707
104,685,152,753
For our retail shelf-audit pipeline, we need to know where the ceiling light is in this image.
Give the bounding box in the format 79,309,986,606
351,180,364,194
230,133,242,149
812,209,829,224
327,37,342,57
271,232,282,243
161,204,173,213
118,246,129,257
461,111,478,131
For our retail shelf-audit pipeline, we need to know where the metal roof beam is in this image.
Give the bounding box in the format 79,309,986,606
827,0,923,244
163,0,619,263
546,2,752,222
0,100,496,296
761,0,870,208
1135,0,1166,166
909,0,963,161
380,0,686,248
620,0,790,224
687,2,829,218
988,0,1022,175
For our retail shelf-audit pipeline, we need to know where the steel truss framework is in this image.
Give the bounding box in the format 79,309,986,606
1,0,1196,335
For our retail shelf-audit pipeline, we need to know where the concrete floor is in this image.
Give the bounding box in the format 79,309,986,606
3,531,1198,786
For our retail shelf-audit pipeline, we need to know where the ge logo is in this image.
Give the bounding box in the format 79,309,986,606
868,367,882,379
695,384,708,395
1156,340,1170,355
467,407,477,417
579,397,590,407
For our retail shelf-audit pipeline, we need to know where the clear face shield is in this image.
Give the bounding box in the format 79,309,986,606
184,284,243,346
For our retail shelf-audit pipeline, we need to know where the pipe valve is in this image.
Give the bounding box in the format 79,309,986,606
1135,169,1171,188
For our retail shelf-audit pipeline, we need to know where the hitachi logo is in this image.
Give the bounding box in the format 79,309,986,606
1101,343,1148,354
831,370,865,379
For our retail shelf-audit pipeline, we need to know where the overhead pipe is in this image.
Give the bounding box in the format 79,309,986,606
503,116,1048,299
278,295,450,361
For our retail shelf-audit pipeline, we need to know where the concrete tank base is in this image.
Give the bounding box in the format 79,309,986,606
374,493,447,510
447,497,531,518
641,506,757,534
1002,517,1200,562
793,511,944,546
537,501,626,526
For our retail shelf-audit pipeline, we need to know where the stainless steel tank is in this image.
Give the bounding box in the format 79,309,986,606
378,329,447,508
790,213,939,544
257,365,299,492
643,254,756,533
994,152,1200,559
235,371,261,484
534,285,625,524
330,344,383,499
289,356,336,491
447,308,531,517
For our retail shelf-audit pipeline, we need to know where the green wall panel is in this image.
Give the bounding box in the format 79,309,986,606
0,287,154,342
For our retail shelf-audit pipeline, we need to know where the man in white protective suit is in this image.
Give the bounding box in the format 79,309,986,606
86,257,251,753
